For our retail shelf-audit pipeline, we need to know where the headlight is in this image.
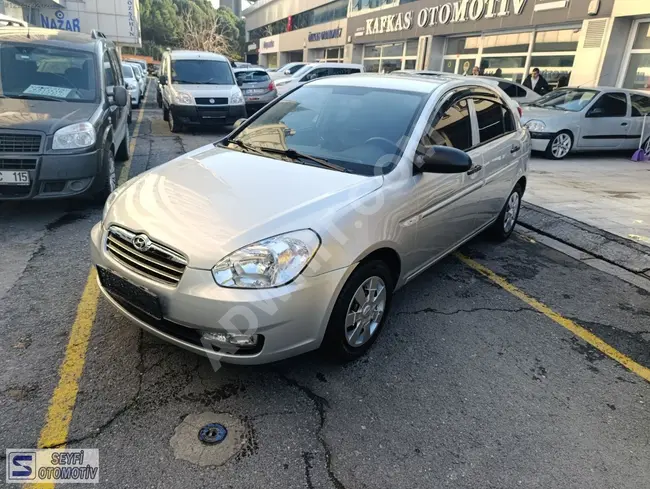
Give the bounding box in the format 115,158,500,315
212,229,320,289
52,122,96,150
126,82,137,90
175,91,194,105
525,120,546,132
230,89,245,106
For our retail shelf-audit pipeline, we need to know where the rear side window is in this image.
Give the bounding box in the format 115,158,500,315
631,94,650,116
421,99,473,151
103,52,115,87
330,67,360,75
235,70,270,83
301,67,330,82
498,81,525,98
473,98,515,144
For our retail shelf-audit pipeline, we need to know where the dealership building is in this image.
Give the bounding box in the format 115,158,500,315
0,0,141,48
246,0,650,91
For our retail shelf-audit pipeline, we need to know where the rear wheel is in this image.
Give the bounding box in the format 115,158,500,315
489,184,522,241
545,131,572,160
323,260,394,362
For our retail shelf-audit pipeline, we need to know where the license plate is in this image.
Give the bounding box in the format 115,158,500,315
97,266,162,320
244,89,265,95
0,170,30,186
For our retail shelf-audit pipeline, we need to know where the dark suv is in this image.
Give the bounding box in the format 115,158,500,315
0,27,130,201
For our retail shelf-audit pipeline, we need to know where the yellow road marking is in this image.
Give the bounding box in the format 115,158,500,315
26,82,150,489
629,234,650,244
456,253,650,383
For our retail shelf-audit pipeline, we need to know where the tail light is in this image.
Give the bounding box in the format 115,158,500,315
268,81,275,91
517,105,523,117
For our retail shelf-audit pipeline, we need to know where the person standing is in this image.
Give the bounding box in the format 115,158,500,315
523,68,550,95
472,66,480,76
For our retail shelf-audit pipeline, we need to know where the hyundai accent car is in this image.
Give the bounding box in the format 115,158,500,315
92,74,530,364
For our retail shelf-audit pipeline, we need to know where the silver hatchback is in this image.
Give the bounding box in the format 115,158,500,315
91,74,530,365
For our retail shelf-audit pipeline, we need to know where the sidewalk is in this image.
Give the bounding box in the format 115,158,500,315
524,154,650,247
517,154,650,281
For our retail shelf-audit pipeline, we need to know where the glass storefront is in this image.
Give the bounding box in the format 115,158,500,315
623,21,650,91
362,40,419,73
311,47,344,63
442,28,580,86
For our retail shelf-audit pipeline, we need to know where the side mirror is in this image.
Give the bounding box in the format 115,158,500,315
416,146,472,174
237,79,243,87
159,75,168,86
284,69,291,75
112,86,128,107
233,118,247,129
587,107,605,117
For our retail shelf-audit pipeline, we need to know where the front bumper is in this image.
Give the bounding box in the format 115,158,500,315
0,149,101,200
90,223,349,364
529,131,553,152
170,104,247,126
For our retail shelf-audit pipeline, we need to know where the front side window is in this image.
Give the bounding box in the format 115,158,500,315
229,85,428,175
588,93,628,118
301,68,329,82
532,88,599,112
421,100,473,151
498,81,525,98
103,52,116,87
473,98,514,143
0,42,98,102
171,60,234,85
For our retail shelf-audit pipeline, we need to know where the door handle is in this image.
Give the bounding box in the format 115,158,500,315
510,145,521,154
467,165,483,176
621,122,629,126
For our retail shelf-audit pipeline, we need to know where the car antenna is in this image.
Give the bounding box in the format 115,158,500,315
26,6,31,38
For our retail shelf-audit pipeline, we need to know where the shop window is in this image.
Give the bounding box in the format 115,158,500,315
587,93,628,118
380,59,401,74
404,59,416,70
363,60,380,73
474,99,511,143
446,37,479,55
381,43,404,58
631,94,650,116
457,59,477,76
364,45,381,58
442,59,456,73
405,40,419,57
534,29,581,52
422,100,472,151
624,53,650,91
482,32,531,54
530,55,575,86
632,22,650,50
350,0,397,13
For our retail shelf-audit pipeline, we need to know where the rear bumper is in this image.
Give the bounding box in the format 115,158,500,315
170,104,247,125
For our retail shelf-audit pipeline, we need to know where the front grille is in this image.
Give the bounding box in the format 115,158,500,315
0,158,37,170
195,97,228,105
0,134,42,153
106,226,187,286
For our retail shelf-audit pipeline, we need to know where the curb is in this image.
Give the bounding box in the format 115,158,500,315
518,202,650,278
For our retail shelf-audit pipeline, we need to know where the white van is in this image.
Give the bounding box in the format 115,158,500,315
274,63,364,95
158,50,246,133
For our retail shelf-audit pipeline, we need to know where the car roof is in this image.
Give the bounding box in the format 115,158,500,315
306,62,363,68
233,67,268,72
0,27,106,52
168,50,230,62
309,73,501,94
564,86,650,97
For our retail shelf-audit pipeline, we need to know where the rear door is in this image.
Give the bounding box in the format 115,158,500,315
579,92,631,149
629,93,650,150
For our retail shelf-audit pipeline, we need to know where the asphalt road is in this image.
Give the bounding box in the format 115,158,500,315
1,84,649,489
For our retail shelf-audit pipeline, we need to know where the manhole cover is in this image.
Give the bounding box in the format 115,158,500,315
198,423,228,445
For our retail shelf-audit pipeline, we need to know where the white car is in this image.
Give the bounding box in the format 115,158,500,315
274,63,364,95
126,62,147,95
122,63,142,108
269,62,307,80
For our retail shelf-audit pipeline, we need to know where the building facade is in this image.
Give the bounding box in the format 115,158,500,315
1,0,141,48
244,0,649,91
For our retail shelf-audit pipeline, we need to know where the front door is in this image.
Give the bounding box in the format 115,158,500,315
410,95,485,275
579,92,631,149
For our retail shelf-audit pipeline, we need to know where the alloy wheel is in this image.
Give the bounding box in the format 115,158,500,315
345,276,387,347
551,133,571,159
503,191,520,233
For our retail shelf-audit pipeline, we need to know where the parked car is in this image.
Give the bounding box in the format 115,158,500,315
0,28,130,201
393,70,540,104
158,50,246,132
122,63,142,108
521,87,650,159
127,62,147,95
274,63,364,95
92,73,529,364
269,62,307,80
125,58,148,78
233,68,277,114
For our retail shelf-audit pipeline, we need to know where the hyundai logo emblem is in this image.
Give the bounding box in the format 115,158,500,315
132,234,152,252
209,98,215,104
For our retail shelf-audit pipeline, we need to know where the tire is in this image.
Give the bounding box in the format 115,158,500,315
489,183,523,242
127,110,132,125
93,147,116,203
157,92,162,109
163,106,170,122
322,260,395,362
545,130,573,160
116,130,130,162
169,112,182,133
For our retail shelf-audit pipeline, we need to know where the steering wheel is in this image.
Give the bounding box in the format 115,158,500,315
364,137,399,154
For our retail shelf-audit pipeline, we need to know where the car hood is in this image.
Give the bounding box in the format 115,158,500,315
520,105,570,124
106,145,383,270
0,98,97,134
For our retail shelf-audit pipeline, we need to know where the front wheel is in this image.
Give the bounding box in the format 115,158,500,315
169,112,182,133
489,184,522,241
93,148,116,203
322,260,394,362
545,131,572,160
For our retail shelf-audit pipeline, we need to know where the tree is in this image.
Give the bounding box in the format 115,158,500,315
140,0,182,47
179,10,231,54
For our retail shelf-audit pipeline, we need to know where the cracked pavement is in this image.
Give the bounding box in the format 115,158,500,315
1,93,649,488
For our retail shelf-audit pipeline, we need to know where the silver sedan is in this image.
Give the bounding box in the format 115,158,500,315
521,87,650,159
91,74,530,365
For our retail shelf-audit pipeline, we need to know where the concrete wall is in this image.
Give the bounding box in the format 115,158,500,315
569,18,610,87
613,0,650,17
245,0,336,30
598,16,633,86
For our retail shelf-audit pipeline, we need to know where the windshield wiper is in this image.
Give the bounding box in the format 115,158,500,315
13,94,62,102
220,138,268,156
257,147,346,172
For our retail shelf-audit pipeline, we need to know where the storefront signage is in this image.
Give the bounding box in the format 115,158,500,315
263,40,275,49
127,0,137,38
40,9,81,32
308,28,343,42
360,0,533,36
247,43,258,53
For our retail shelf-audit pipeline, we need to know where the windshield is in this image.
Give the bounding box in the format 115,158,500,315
171,60,234,85
122,65,134,78
235,70,270,83
532,88,599,112
0,42,98,102
229,85,427,175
